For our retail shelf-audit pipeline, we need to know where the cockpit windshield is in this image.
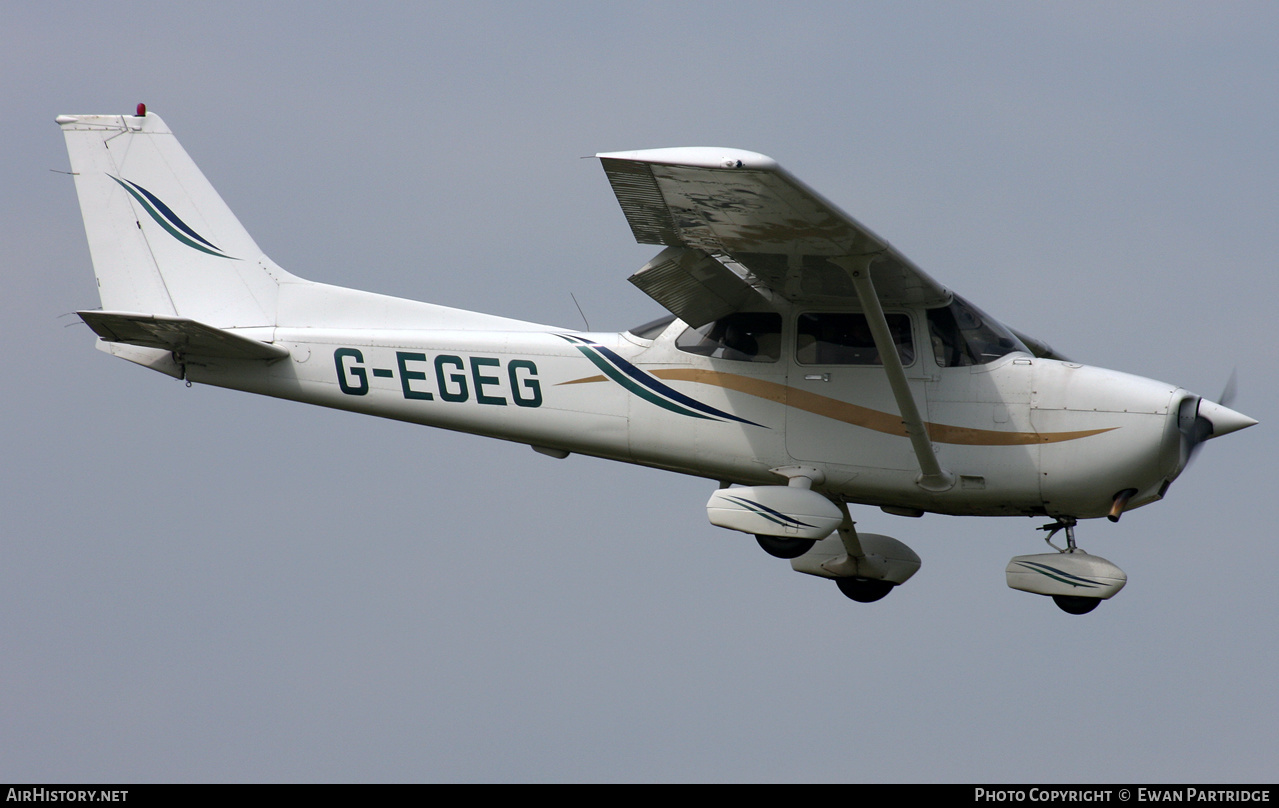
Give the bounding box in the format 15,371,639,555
926,295,1028,367
626,314,677,340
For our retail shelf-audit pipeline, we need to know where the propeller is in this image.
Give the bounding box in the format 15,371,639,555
1177,370,1256,471
1218,368,1238,410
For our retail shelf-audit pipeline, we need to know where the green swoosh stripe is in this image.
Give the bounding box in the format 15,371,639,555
723,495,817,529
110,176,236,259
1015,560,1103,589
565,341,718,421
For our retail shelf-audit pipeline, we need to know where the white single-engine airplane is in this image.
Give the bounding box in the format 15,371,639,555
58,106,1256,614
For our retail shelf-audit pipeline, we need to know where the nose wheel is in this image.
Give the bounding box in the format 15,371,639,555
1005,517,1127,614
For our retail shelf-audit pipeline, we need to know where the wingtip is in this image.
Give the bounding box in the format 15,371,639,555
595,147,779,171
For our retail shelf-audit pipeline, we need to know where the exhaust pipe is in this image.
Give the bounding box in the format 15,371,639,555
1107,488,1138,522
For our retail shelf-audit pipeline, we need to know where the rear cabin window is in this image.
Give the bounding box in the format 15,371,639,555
926,296,1028,367
675,312,782,362
795,312,914,366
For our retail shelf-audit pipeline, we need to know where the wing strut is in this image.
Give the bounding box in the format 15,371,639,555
836,256,955,493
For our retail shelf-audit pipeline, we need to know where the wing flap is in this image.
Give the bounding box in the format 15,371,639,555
78,311,289,361
627,247,767,328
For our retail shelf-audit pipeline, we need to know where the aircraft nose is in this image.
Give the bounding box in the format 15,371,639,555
1169,391,1256,481
1196,399,1258,440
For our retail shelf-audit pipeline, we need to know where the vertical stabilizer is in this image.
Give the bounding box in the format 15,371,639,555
58,109,295,327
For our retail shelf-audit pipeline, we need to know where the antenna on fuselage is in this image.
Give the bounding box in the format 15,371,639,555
570,293,591,332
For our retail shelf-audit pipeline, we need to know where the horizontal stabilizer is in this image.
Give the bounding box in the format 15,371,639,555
78,311,288,361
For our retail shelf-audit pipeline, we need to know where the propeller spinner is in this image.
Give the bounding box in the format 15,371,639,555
1176,380,1257,470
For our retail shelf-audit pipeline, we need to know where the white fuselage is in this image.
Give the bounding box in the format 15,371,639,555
184,300,1186,522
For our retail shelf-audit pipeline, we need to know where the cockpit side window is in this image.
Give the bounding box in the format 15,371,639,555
676,312,782,362
795,312,914,366
926,295,1028,367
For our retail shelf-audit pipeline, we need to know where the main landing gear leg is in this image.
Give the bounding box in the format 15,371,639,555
827,513,897,603
1036,518,1100,615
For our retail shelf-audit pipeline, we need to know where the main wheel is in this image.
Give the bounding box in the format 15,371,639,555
835,576,896,603
1053,595,1101,615
755,534,816,559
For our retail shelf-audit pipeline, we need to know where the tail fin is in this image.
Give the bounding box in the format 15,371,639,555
58,108,295,327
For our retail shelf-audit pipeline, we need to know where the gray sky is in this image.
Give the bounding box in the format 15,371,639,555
3,1,1276,783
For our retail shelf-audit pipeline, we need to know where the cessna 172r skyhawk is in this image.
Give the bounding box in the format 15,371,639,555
58,106,1256,614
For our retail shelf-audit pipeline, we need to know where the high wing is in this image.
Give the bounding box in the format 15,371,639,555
597,147,952,319
598,147,1069,362
599,147,960,492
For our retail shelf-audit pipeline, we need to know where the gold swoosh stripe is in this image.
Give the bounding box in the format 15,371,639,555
557,374,608,386
649,368,1115,446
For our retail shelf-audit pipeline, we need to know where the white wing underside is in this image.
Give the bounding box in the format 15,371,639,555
597,148,952,313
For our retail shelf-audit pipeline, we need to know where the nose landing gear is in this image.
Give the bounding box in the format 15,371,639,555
1006,518,1128,615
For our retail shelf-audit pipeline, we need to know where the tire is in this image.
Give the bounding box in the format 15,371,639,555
754,534,816,559
1053,595,1101,615
835,576,895,603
